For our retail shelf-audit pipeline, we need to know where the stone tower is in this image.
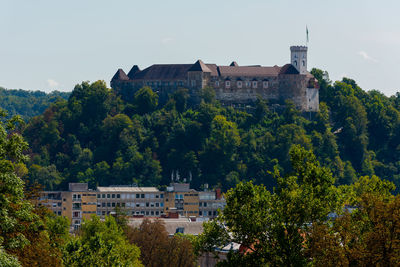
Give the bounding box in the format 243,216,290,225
290,46,308,74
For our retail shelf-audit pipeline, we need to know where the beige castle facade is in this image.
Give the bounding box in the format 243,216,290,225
111,46,319,111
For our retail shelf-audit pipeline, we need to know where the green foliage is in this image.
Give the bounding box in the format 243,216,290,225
15,73,400,192
134,87,158,114
0,111,35,251
63,216,142,267
198,146,340,266
0,87,70,121
0,247,21,267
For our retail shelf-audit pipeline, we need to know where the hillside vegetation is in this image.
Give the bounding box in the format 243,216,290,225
18,69,400,192
0,87,70,121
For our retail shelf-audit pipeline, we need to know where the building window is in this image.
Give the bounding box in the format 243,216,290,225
215,81,219,87
245,81,250,87
191,80,196,86
102,203,105,207
237,81,242,88
225,81,230,88
141,194,145,198
252,81,258,88
117,194,120,199
107,194,110,199
136,194,140,199
263,81,268,88
294,60,297,66
302,60,305,66
97,194,101,198
107,203,111,207
112,194,115,199
112,203,115,207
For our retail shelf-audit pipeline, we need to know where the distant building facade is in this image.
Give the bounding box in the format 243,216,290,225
40,183,97,230
111,46,319,111
96,186,164,217
40,183,225,229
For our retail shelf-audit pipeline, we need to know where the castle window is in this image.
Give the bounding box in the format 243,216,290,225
215,81,219,87
237,81,242,88
252,81,258,88
225,81,230,88
294,60,297,66
263,81,269,88
302,60,305,66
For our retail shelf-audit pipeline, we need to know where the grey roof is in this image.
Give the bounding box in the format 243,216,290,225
133,64,193,80
128,218,204,235
217,66,281,77
111,69,130,81
279,64,299,75
127,65,141,79
97,186,159,193
113,61,311,82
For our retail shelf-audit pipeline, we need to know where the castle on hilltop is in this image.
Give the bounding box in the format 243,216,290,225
111,46,319,111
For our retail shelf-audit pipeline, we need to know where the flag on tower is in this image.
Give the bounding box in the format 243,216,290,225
306,26,309,44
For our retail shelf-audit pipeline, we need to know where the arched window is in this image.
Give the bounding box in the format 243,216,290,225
294,60,298,66
302,60,305,66
237,81,242,88
252,81,258,89
263,81,269,88
225,80,230,88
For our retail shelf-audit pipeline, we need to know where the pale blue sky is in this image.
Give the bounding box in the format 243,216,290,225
1,0,399,95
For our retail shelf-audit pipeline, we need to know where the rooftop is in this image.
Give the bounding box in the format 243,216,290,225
97,186,159,193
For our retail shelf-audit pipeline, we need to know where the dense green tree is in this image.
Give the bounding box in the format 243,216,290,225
0,247,21,267
0,87,69,121
63,216,142,267
134,87,159,115
14,73,400,192
198,145,340,266
0,111,34,253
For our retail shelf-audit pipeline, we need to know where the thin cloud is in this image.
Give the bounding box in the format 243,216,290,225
161,37,174,44
357,51,378,63
47,79,59,88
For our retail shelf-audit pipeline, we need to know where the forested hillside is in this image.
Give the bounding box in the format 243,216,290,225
20,70,400,192
0,87,70,120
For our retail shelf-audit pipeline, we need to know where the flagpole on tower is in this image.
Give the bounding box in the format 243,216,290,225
306,25,309,47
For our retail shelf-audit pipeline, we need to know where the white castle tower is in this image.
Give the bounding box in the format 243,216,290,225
290,46,308,74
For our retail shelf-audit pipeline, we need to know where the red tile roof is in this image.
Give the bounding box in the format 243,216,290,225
217,65,281,77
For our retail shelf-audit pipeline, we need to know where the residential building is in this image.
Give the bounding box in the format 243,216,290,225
40,182,226,228
96,186,164,218
164,183,200,218
40,183,97,229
